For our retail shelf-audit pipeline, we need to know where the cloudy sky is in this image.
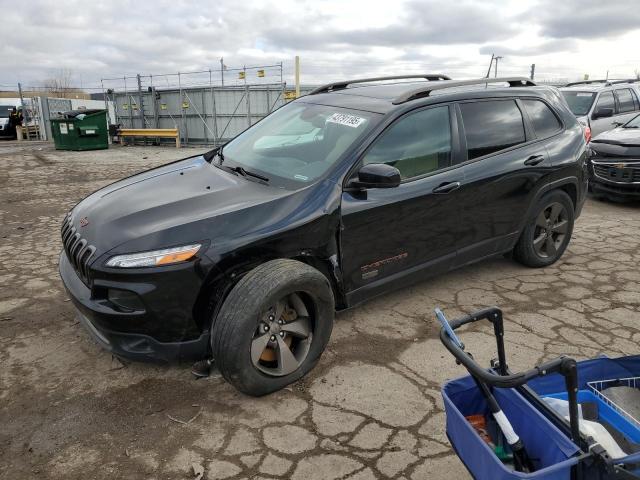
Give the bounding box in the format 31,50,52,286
1,0,640,91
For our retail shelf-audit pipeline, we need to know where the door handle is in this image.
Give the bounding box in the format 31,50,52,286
524,154,545,166
432,181,461,194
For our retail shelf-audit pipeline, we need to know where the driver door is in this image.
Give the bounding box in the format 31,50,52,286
339,105,464,304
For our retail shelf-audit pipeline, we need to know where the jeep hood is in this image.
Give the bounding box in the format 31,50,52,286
69,155,292,254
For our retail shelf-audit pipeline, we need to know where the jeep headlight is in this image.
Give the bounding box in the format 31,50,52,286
105,244,201,268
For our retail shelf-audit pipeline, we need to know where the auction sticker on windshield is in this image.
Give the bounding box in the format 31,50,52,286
327,113,367,128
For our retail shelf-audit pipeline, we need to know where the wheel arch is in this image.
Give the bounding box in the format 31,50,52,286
192,251,343,345
517,177,579,235
558,182,578,210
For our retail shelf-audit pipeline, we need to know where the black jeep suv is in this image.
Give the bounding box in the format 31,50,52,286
60,75,588,396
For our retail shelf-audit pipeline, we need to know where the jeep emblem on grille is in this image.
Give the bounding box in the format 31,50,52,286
79,217,89,227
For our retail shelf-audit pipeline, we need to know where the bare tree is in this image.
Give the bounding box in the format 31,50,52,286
42,69,77,98
635,69,640,80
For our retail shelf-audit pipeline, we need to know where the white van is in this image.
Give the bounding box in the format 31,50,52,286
0,102,20,138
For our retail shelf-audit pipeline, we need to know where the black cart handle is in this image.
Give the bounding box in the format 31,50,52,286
439,307,581,444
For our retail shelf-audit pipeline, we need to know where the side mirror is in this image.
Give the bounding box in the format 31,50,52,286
593,107,613,119
349,163,401,189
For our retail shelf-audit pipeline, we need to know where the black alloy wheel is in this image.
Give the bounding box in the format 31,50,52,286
532,202,569,259
211,259,334,396
513,190,575,268
251,293,314,377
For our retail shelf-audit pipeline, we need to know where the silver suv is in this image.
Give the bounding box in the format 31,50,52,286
560,80,640,139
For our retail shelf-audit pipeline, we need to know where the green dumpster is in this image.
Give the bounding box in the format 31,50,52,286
50,109,109,151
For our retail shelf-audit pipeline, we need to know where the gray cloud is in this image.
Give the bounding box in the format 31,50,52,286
479,39,579,57
525,0,640,39
0,0,638,88
263,0,516,51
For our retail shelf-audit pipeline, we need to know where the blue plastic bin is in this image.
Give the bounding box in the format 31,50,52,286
443,375,581,480
528,355,640,476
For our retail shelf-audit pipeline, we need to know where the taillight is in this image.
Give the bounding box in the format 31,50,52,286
584,125,591,143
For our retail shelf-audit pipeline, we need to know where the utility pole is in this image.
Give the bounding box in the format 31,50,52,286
295,55,301,98
486,54,494,78
220,58,225,86
136,74,145,128
494,56,503,78
605,70,609,81
530,63,536,81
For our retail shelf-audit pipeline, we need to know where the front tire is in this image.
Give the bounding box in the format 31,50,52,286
211,259,334,396
513,190,574,268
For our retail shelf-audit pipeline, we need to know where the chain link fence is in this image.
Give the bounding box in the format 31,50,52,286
101,64,313,146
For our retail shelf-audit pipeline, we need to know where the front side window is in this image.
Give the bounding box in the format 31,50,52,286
460,100,526,160
595,91,615,112
220,102,379,187
522,99,562,138
362,106,451,180
616,89,636,113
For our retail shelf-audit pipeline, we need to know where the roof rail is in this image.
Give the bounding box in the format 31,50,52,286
565,79,611,87
308,74,451,95
391,77,537,105
609,79,640,85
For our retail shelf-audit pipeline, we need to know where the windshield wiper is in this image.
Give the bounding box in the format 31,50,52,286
213,161,268,183
211,148,268,182
230,166,269,182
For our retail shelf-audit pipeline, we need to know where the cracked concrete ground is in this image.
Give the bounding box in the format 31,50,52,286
1,140,639,480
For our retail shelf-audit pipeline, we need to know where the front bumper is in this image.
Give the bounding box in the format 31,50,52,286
589,160,640,198
59,251,209,362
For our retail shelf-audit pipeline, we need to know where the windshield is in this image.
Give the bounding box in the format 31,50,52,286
219,102,379,187
560,91,596,116
624,113,640,128
0,105,15,118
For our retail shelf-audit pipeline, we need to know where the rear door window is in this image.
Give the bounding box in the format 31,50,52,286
615,89,636,113
595,91,615,112
459,100,526,160
522,99,562,138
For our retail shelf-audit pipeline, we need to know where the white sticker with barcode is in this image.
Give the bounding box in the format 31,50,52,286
327,113,367,128
577,93,593,97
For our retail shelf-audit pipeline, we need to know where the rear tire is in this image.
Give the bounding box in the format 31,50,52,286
513,190,574,268
211,259,334,396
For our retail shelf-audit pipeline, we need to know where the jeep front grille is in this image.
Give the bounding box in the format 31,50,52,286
593,162,640,184
61,213,96,285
